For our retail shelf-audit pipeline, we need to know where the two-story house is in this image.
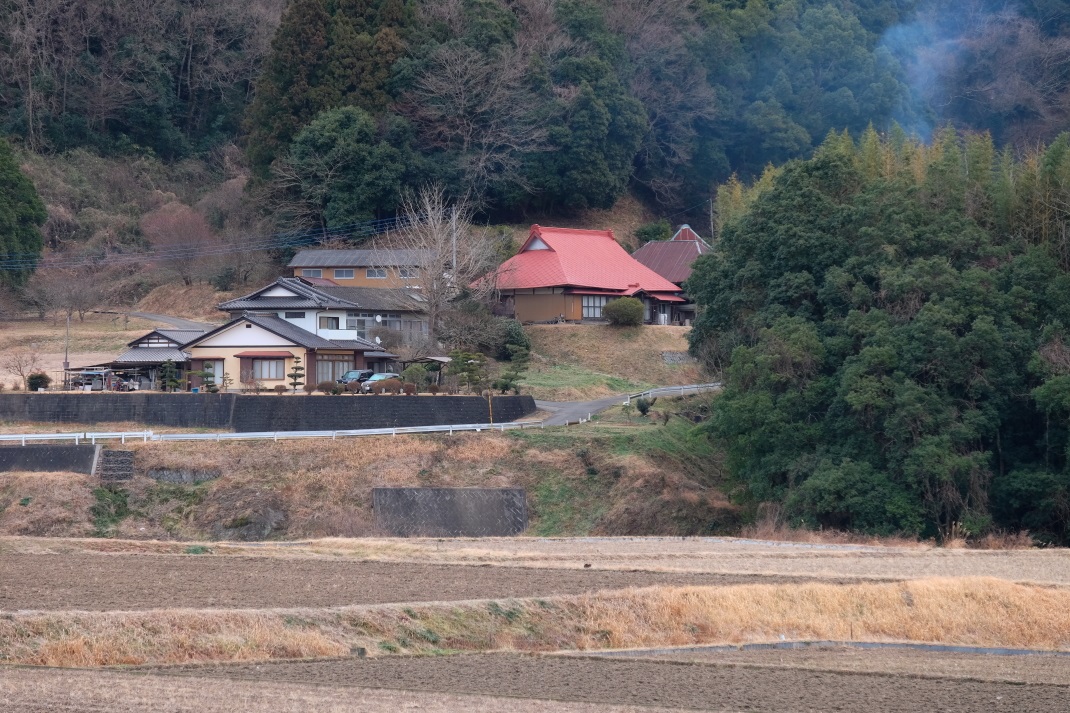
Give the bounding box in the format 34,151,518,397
288,249,430,289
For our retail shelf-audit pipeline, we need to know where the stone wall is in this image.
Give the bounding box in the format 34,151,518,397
0,393,537,432
372,487,528,536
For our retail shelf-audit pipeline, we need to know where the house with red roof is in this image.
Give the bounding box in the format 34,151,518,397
631,224,712,324
486,225,685,324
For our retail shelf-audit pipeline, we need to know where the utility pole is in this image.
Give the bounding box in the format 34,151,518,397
450,206,458,275
63,313,70,390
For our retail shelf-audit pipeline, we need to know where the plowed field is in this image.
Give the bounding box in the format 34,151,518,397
0,553,813,611
139,652,1070,712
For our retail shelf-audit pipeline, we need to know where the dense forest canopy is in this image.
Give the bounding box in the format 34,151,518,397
688,127,1070,543
2,0,1069,226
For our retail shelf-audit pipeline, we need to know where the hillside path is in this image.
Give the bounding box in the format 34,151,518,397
537,383,720,426
128,311,217,330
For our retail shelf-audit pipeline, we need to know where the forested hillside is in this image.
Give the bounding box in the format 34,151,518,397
688,128,1070,543
3,0,1070,235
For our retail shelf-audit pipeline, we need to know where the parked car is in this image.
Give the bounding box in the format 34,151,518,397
336,369,374,385
361,372,400,392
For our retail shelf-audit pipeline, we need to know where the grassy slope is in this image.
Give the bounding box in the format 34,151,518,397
521,325,704,401
3,578,1066,666
0,399,732,540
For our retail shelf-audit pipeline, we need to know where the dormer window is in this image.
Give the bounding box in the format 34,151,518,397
526,237,550,250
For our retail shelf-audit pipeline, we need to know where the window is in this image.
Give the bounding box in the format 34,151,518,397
317,354,353,383
319,316,340,330
334,269,354,279
283,312,305,319
346,312,373,338
366,268,387,279
582,295,609,319
399,267,418,279
252,359,284,380
301,269,322,278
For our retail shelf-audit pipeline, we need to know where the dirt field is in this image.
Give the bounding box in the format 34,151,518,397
0,666,680,713
602,644,1070,685
0,552,814,611
135,652,1070,712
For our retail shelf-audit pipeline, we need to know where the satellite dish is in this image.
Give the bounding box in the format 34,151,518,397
374,314,383,323
375,336,382,345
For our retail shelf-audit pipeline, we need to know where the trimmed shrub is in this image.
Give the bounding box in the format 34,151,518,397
27,372,52,391
345,380,362,394
317,380,340,395
273,385,288,395
400,364,429,388
378,378,403,394
603,297,644,326
303,382,316,395
402,382,417,395
496,319,530,360
428,384,440,395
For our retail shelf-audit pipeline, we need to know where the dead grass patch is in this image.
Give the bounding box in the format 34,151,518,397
2,578,1067,666
136,283,233,323
0,472,95,536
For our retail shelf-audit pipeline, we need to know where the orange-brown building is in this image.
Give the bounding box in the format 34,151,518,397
486,225,685,324
288,249,429,288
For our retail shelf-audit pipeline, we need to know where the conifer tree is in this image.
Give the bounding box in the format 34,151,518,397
287,356,305,393
0,138,46,288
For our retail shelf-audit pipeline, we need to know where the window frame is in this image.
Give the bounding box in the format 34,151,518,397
366,268,387,279
581,295,609,319
333,269,354,280
300,269,322,278
283,311,306,319
319,315,340,330
251,359,284,380
398,267,418,279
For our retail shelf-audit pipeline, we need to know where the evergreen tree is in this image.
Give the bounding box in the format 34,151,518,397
0,138,46,288
244,0,333,175
288,356,305,393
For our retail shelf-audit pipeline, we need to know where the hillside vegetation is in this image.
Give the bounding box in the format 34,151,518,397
522,325,703,400
0,400,732,540
689,127,1070,544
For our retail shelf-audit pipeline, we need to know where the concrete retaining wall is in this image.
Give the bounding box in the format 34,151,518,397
0,444,100,474
372,487,527,537
232,395,536,432
0,393,536,432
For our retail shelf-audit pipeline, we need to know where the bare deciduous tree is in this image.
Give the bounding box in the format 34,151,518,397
385,185,508,340
403,44,548,199
2,347,41,390
140,201,218,286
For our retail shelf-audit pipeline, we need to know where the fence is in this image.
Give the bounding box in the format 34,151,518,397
0,383,721,446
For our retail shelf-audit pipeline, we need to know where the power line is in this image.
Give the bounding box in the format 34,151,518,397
0,214,417,271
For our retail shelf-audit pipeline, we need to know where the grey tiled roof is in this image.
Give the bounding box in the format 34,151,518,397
331,338,385,351
219,278,362,311
288,249,430,268
113,347,190,364
156,329,207,343
240,313,339,349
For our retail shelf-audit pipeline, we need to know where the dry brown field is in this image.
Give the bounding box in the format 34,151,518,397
2,536,1070,711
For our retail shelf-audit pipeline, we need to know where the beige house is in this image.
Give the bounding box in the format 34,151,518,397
288,248,430,289
180,313,395,389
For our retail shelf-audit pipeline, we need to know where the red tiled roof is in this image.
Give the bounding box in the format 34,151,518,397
631,239,710,285
491,225,681,294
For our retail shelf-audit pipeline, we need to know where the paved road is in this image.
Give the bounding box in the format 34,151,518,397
128,311,217,331
537,383,720,426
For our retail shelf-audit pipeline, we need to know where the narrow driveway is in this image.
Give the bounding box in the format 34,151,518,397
536,383,720,426
128,312,217,330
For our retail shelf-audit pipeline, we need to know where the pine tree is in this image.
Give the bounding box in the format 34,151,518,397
0,138,46,288
287,356,305,393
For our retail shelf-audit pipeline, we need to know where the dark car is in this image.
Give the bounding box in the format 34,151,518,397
337,369,374,385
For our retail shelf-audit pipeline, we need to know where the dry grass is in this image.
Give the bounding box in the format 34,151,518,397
0,313,159,386
135,283,232,323
0,430,722,540
0,667,673,713
0,472,95,536
1,578,1067,667
523,325,704,400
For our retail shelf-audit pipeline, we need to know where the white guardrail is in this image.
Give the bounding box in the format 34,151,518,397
0,384,722,446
